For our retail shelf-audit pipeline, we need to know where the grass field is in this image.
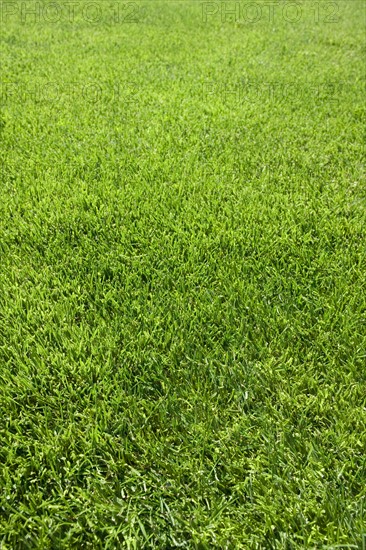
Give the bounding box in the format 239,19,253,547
0,0,366,547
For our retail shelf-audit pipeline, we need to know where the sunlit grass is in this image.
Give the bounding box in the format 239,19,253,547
0,1,365,547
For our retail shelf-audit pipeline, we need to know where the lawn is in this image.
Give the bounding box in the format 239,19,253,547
0,0,365,547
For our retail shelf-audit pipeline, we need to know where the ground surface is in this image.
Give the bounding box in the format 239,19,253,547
0,1,365,548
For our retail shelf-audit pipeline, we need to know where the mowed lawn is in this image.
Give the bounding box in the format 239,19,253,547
0,1,365,547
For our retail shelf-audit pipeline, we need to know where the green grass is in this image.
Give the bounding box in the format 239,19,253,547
0,0,365,547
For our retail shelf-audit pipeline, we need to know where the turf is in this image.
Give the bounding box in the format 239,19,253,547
0,0,365,547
